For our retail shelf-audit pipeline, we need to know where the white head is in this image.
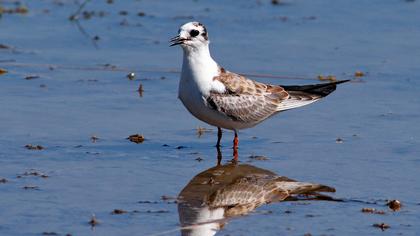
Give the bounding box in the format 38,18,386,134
170,22,209,49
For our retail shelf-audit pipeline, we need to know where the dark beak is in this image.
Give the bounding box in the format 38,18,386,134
169,35,189,47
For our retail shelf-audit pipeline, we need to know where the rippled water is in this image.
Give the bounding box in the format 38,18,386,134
1,0,419,235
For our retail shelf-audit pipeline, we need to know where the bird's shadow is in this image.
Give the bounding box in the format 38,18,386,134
177,148,338,236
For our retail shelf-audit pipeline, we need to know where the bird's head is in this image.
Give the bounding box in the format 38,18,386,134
170,21,209,49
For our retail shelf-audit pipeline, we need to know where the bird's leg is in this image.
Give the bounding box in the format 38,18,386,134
216,145,222,166
216,127,222,147
233,130,239,149
233,130,239,162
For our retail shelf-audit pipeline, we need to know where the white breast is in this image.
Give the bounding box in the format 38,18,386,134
177,44,255,130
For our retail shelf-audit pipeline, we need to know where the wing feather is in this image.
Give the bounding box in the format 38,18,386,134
278,80,350,111
208,68,288,123
207,68,343,122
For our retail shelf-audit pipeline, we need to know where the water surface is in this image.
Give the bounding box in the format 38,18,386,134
0,0,419,235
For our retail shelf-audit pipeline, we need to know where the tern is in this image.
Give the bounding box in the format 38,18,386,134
171,22,348,159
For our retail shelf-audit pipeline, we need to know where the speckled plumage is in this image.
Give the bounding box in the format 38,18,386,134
178,163,335,236
208,67,289,123
171,21,348,148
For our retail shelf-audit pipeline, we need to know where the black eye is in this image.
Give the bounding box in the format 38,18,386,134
190,29,199,37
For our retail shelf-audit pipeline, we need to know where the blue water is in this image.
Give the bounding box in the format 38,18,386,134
0,0,419,235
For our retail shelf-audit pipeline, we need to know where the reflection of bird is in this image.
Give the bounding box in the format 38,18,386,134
178,161,335,236
171,21,349,158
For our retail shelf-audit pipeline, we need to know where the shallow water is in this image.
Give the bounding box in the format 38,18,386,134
1,0,419,235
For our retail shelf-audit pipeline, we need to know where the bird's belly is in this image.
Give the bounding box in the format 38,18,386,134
179,93,255,130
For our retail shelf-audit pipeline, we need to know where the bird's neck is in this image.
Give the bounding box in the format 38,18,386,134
181,44,219,94
183,43,213,62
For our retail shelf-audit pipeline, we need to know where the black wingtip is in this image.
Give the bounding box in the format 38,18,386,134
281,79,349,98
333,79,351,85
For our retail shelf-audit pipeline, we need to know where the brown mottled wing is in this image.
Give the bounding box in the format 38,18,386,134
208,174,291,208
207,174,335,216
208,70,289,123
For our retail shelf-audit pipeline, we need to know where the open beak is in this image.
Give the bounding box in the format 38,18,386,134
170,36,189,47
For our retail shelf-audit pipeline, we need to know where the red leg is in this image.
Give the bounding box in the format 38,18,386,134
233,131,238,162
216,127,222,147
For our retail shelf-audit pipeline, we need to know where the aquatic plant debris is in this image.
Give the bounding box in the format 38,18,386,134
373,223,390,231
271,0,281,5
0,44,11,49
127,72,135,80
138,200,159,204
111,209,128,215
317,75,337,82
42,232,59,236
25,144,45,150
20,170,49,178
127,134,145,143
42,232,71,236
69,0,92,21
90,135,99,143
24,75,40,80
249,155,270,161
387,199,402,211
0,5,29,14
354,71,365,77
361,208,385,214
88,214,99,227
145,210,170,214
161,195,177,201
23,185,39,190
137,83,144,97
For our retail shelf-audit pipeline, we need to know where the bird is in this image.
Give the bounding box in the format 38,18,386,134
178,160,336,236
171,22,348,159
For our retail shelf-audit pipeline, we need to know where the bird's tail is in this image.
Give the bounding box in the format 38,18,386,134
281,80,350,97
283,181,336,195
277,80,349,111
267,180,336,203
